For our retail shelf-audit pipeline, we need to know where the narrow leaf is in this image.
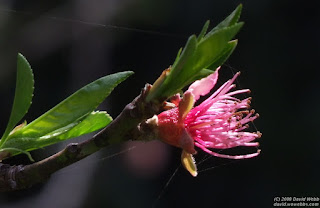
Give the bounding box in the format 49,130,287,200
54,111,112,140
208,40,238,70
13,71,133,138
147,36,197,101
162,36,197,95
0,53,34,147
185,40,237,85
2,111,112,158
146,5,243,102
187,68,214,84
197,20,210,41
169,35,197,79
172,47,183,67
205,4,242,37
193,23,243,71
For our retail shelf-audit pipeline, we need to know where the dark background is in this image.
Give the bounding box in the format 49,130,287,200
0,0,319,208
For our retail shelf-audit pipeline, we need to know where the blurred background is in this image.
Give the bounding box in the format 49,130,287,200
0,0,319,207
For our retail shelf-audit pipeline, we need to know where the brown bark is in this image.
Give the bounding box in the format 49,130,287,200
0,84,161,192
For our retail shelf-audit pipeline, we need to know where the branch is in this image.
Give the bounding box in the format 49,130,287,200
0,84,161,192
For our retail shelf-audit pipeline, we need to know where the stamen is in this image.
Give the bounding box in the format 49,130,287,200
241,142,259,147
256,131,262,138
195,142,261,159
225,89,251,97
189,120,215,129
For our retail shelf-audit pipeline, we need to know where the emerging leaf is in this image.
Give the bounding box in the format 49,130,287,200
0,54,34,147
197,20,210,42
2,111,112,157
147,5,243,102
54,111,112,141
0,67,133,159
12,71,133,139
206,4,242,36
208,40,238,70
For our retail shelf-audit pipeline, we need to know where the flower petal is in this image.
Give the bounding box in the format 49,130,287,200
181,150,198,177
187,67,220,101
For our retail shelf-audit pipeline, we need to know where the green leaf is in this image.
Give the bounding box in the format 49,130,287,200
193,22,243,71
170,35,197,79
187,68,214,84
197,20,210,41
208,40,238,70
147,35,197,101
185,40,237,85
163,36,197,94
205,4,242,37
165,24,242,96
13,71,133,139
1,111,112,157
0,70,131,160
172,47,183,67
146,5,243,102
54,111,112,140
0,53,34,147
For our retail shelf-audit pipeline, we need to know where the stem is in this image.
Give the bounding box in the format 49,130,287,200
0,84,160,192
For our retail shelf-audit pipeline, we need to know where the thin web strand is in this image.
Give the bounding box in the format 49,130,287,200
152,164,181,208
198,159,238,173
0,7,186,38
55,145,137,176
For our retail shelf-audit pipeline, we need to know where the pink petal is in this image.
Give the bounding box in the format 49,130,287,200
187,67,220,101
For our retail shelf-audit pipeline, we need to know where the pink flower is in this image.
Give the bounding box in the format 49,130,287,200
157,67,261,176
